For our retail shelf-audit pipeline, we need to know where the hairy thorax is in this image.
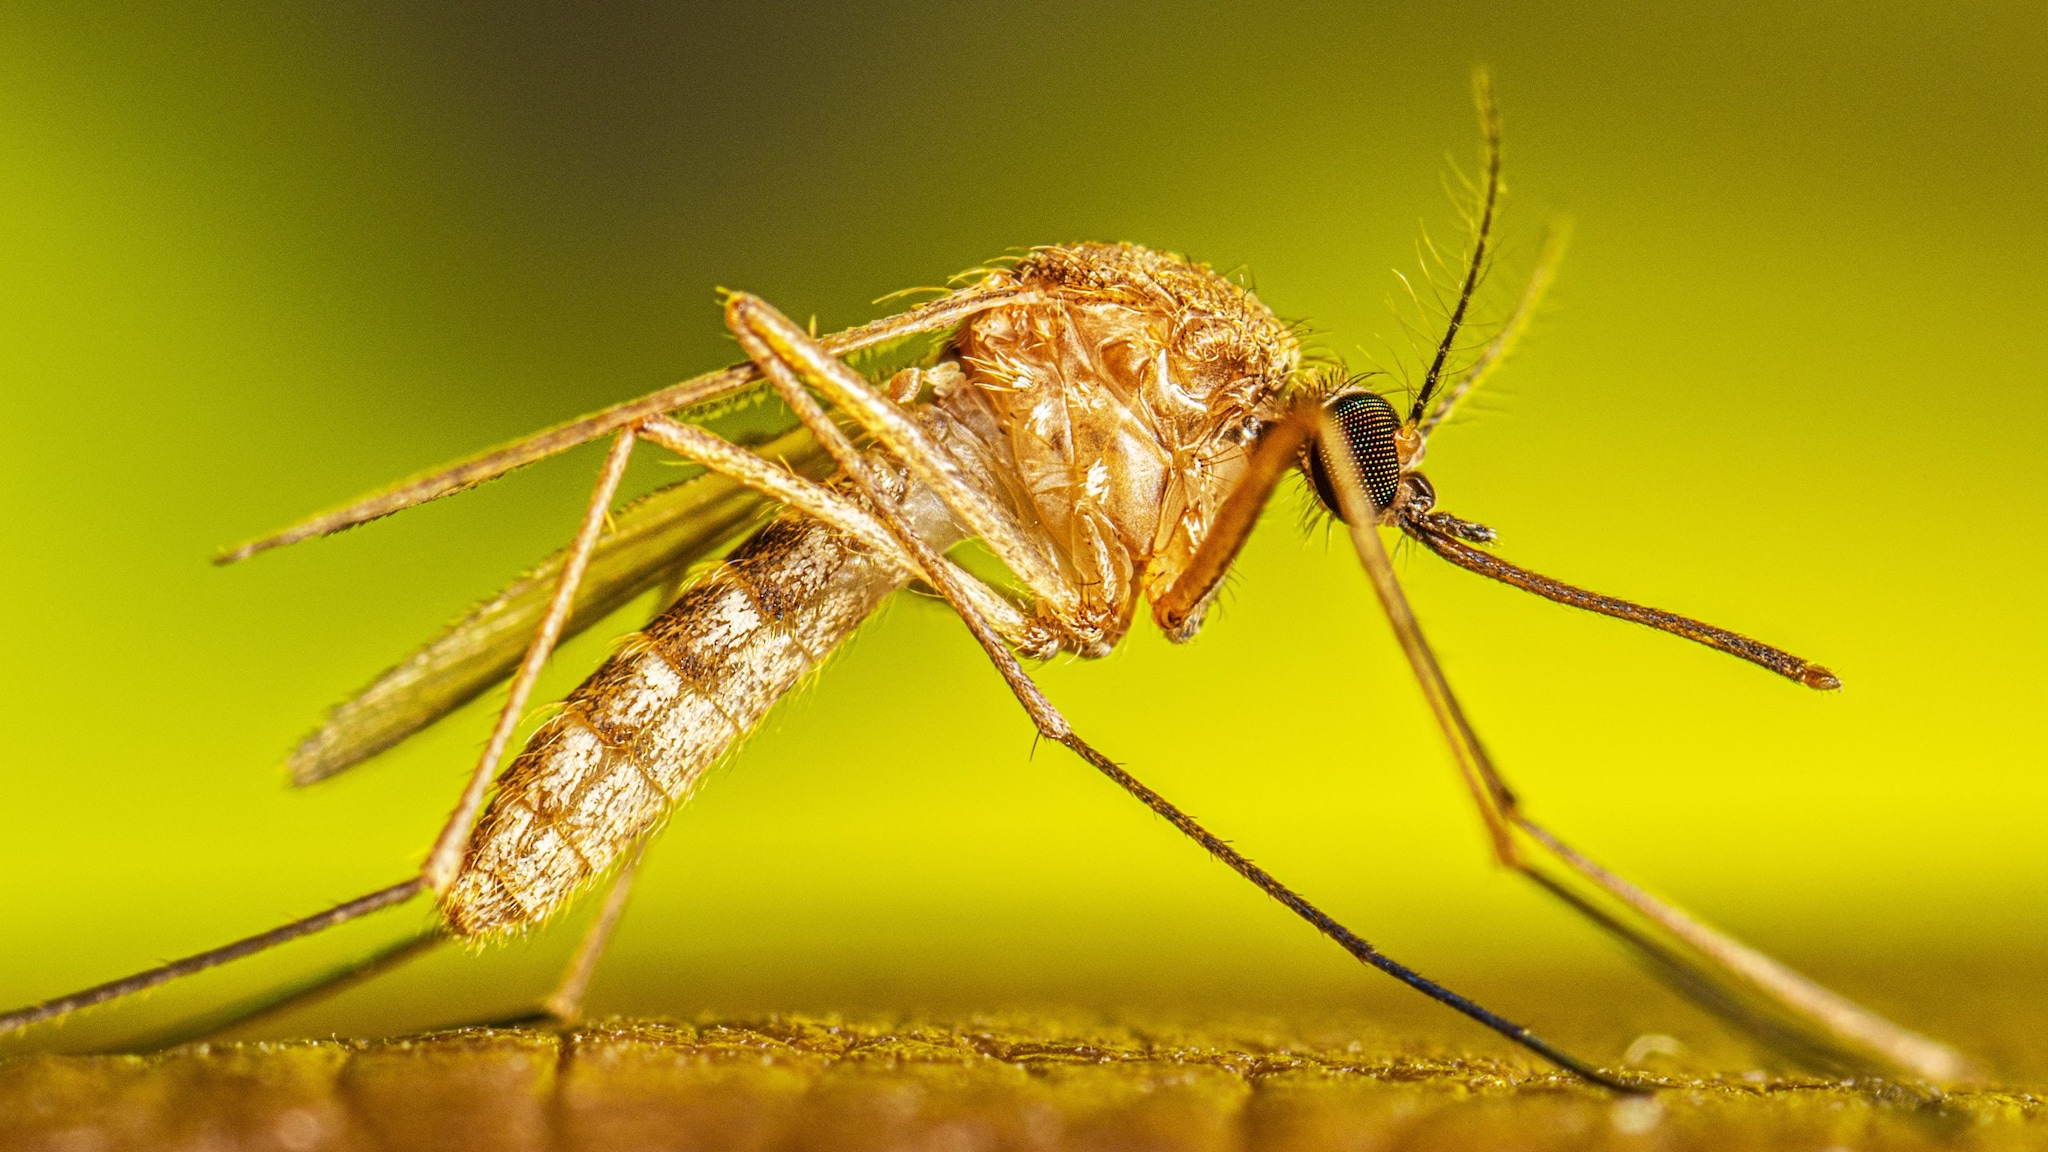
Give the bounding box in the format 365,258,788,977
934,243,1301,654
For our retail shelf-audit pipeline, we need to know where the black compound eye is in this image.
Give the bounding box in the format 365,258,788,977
1305,390,1402,521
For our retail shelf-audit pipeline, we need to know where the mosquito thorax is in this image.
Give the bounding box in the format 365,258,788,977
1305,389,1404,520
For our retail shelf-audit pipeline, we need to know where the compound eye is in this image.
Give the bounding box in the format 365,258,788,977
1304,390,1403,521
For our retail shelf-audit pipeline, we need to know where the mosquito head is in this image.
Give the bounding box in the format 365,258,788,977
1303,389,1433,523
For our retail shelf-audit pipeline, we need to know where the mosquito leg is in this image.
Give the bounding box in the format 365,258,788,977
540,840,647,1026
1512,816,1967,1078
723,292,1083,624
720,302,1640,1092
152,845,643,1046
217,283,1038,565
636,415,1051,653
0,878,425,1037
1150,403,1319,636
126,928,449,1051
419,427,639,891
637,417,910,562
1317,419,1969,1083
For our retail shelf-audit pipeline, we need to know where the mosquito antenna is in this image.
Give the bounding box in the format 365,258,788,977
1418,216,1570,440
1402,514,1841,689
1408,69,1503,427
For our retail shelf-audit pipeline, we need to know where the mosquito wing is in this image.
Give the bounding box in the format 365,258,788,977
286,424,832,785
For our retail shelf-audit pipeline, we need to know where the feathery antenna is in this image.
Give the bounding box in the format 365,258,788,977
1408,69,1503,425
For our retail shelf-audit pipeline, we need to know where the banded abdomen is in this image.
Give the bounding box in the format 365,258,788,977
442,503,915,936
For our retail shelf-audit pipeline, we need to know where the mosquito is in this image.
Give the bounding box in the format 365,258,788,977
0,74,1968,1091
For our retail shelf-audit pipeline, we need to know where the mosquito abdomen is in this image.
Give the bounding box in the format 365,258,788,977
442,510,907,936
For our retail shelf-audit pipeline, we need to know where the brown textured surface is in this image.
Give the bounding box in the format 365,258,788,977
4,1016,2045,1152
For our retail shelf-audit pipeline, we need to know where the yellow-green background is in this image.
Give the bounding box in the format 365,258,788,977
2,2,2042,1071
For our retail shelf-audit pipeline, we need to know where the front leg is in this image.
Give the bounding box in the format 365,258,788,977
1316,414,1970,1084
1149,402,1319,638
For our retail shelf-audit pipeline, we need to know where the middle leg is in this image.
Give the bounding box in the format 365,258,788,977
541,840,646,1026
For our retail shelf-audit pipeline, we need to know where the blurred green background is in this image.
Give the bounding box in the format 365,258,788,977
2,2,2043,1073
